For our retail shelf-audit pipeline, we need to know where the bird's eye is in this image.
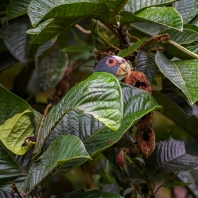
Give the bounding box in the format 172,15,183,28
106,58,118,67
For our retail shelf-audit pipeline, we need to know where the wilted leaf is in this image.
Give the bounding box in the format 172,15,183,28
155,51,198,105
147,138,198,179
23,135,90,193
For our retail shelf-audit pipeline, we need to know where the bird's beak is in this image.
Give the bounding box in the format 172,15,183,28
116,62,131,77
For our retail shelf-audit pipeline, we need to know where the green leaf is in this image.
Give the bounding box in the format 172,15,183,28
35,40,56,67
61,45,94,53
6,0,31,21
147,138,198,179
0,85,30,125
186,45,198,55
152,91,198,140
33,73,123,157
37,48,68,91
0,142,28,192
136,7,182,30
136,50,158,82
29,18,79,44
160,28,198,44
117,37,146,57
23,135,90,193
57,190,123,198
175,0,198,24
99,0,128,23
164,182,191,188
155,51,198,105
0,190,19,198
27,0,109,27
71,29,89,46
1,18,29,64
191,15,198,26
0,109,34,155
43,83,161,159
120,7,183,30
160,40,198,60
125,164,146,184
26,19,54,35
125,0,175,13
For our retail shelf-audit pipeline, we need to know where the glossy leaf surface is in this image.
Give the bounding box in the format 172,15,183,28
1,18,29,64
155,51,198,105
33,72,123,156
147,139,198,179
23,135,90,193
27,0,109,27
6,0,31,21
124,0,175,13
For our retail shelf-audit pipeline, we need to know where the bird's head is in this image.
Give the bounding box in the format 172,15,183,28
94,55,131,77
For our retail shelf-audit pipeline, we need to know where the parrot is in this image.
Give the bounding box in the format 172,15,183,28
94,55,155,160
94,55,131,77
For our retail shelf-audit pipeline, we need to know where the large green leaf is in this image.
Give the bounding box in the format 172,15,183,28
155,51,198,105
117,37,146,58
160,28,198,44
153,91,198,140
29,18,79,44
45,83,161,158
124,0,175,13
57,190,123,198
147,139,198,180
0,142,28,192
0,109,34,155
1,18,29,64
175,0,198,24
23,135,90,193
61,45,94,53
27,0,109,27
6,0,31,21
33,73,123,157
136,50,158,82
120,7,182,30
37,48,68,91
0,85,30,125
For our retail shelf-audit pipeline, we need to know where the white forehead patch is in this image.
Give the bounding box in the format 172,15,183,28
111,55,125,63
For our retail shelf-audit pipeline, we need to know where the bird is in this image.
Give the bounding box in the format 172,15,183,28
94,55,131,77
94,55,155,159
